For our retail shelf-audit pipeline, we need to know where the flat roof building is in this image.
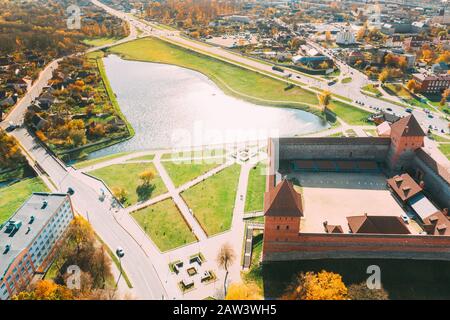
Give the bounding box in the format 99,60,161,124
0,193,74,300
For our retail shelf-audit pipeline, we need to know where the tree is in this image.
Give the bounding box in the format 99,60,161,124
318,90,331,111
281,270,348,300
13,280,74,300
378,68,390,84
226,282,262,300
217,243,236,296
139,169,156,185
440,88,450,107
406,79,419,93
325,31,332,43
348,282,389,300
112,186,128,204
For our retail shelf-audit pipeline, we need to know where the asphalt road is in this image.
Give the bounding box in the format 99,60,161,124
0,5,168,300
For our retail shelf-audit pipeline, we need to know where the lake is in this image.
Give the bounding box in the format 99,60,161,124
89,55,328,158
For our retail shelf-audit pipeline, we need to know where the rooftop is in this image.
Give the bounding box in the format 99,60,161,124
347,214,411,235
390,115,426,138
387,173,423,202
0,193,68,280
264,179,303,217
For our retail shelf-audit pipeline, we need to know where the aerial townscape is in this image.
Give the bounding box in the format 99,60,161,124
1,0,450,304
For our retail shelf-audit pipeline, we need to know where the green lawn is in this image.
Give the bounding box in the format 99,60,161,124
162,161,220,187
73,152,132,169
362,84,382,96
83,37,122,47
341,77,352,84
438,144,450,160
429,133,450,143
384,84,431,110
108,37,321,111
132,199,197,251
0,177,49,224
181,164,241,236
126,154,155,161
161,148,228,160
90,163,167,206
328,100,373,126
245,163,267,213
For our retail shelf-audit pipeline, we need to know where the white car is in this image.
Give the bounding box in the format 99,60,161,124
401,214,410,224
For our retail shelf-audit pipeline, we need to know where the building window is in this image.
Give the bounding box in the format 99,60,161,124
286,225,289,230
276,225,280,230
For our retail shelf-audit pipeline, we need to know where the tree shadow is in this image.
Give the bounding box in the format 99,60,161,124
136,183,156,202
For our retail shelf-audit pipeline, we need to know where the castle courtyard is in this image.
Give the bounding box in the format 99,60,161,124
286,171,423,234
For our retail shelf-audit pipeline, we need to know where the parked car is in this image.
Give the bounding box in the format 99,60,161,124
401,214,410,224
405,108,412,113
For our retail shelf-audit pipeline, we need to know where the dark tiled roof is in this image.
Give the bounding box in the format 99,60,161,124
415,148,450,185
390,115,426,138
387,173,423,202
423,211,450,236
347,214,411,234
325,224,344,233
264,179,303,217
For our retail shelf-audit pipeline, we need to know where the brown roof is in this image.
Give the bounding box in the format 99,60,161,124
415,148,450,185
390,115,426,138
387,173,423,202
423,211,450,236
325,224,344,234
347,214,411,234
264,179,303,217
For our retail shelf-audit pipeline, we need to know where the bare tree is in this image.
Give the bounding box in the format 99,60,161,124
216,243,236,296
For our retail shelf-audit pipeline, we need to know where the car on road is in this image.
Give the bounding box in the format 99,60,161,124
67,187,75,195
328,80,336,86
386,107,393,112
5,122,18,132
401,214,410,224
116,247,125,258
405,108,413,113
428,114,434,119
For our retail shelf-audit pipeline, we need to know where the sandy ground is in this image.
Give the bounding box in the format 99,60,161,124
286,172,419,234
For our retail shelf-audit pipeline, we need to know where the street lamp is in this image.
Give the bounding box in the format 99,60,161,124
115,247,125,289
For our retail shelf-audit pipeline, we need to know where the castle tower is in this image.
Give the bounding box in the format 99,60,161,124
263,179,303,251
388,115,426,170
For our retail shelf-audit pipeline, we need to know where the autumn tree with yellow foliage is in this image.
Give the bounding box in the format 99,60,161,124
226,282,262,300
281,270,348,300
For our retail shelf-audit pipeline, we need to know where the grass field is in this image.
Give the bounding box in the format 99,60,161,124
73,152,132,169
361,84,382,96
0,177,49,224
341,77,352,84
108,37,321,110
181,164,241,236
132,199,197,251
126,154,155,161
162,161,220,187
245,163,266,213
328,100,373,126
438,144,450,160
83,37,122,47
90,163,167,206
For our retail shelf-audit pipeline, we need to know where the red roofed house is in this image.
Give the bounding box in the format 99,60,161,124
387,173,423,202
347,214,411,234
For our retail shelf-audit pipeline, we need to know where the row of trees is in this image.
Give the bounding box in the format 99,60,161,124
0,0,129,56
0,128,26,169
144,0,241,29
226,270,389,300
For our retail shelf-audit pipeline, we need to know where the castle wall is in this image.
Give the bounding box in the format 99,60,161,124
278,137,391,161
411,156,450,209
263,232,450,261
